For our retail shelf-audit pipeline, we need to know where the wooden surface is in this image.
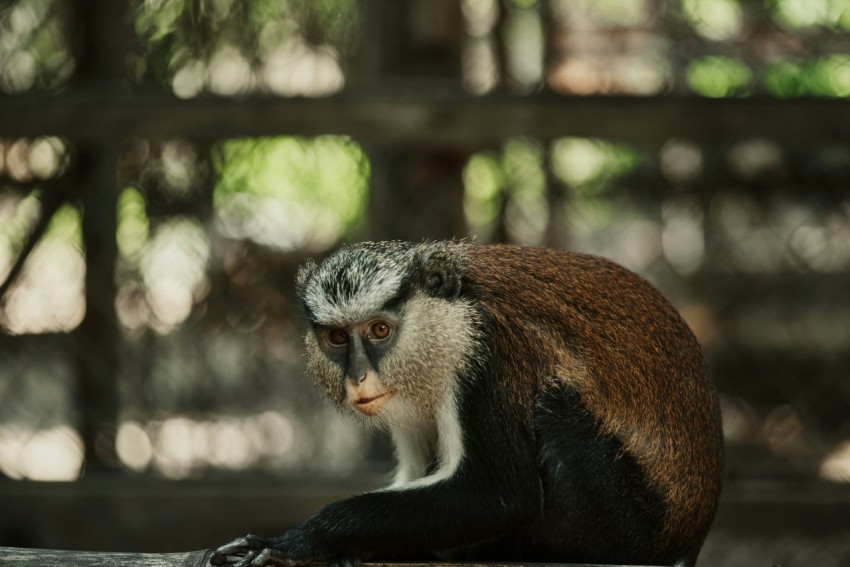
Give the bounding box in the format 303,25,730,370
2,478,849,555
0,547,658,567
0,546,212,567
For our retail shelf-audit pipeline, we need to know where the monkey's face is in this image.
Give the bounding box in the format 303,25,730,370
298,242,481,428
309,314,401,418
303,291,478,428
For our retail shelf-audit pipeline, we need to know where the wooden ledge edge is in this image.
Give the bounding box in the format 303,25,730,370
0,547,659,567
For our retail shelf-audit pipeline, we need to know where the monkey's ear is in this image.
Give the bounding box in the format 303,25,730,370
296,259,318,296
415,243,466,299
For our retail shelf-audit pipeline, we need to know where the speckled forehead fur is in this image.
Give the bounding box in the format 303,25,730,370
297,241,420,325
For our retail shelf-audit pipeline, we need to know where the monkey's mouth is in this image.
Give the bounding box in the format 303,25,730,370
353,391,394,416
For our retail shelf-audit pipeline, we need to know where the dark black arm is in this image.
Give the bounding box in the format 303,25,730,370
283,464,538,560
212,384,540,566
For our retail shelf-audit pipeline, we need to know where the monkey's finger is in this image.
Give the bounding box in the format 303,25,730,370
210,550,243,564
211,534,272,563
210,550,257,567
249,548,301,567
231,549,264,567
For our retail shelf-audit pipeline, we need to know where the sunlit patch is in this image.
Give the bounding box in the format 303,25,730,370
207,419,255,469
0,424,83,481
213,136,369,252
134,0,354,99
461,0,499,95
727,139,783,180
541,1,669,96
771,0,849,30
463,139,549,245
0,192,40,278
123,412,303,478
140,218,210,333
762,405,803,456
660,139,703,185
687,56,752,98
501,6,544,89
1,206,85,334
463,153,503,239
718,395,758,443
551,137,639,188
820,441,850,483
116,188,150,261
502,139,547,246
263,39,345,97
208,46,253,97
662,195,705,276
151,417,196,478
0,0,74,95
116,421,154,472
0,136,68,191
712,194,850,275
171,60,206,99
682,0,743,41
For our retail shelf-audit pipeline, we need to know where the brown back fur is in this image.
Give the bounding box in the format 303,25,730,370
466,245,723,557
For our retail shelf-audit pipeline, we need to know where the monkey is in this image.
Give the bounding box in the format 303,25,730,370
211,240,723,567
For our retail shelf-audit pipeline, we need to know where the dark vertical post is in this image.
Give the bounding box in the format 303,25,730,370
75,148,121,471
368,150,468,241
71,0,128,472
359,0,470,242
543,148,570,249
540,1,570,249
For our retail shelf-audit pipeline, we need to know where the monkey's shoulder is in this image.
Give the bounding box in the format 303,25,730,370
466,245,639,280
463,245,663,307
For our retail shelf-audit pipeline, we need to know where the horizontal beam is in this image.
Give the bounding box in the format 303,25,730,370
1,92,849,148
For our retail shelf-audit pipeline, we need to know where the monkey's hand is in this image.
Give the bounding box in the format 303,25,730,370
209,533,277,567
210,528,360,567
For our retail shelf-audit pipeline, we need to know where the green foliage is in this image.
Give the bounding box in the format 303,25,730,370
463,138,546,240
687,56,752,98
133,0,358,90
463,137,644,242
502,138,546,198
549,138,644,239
44,204,82,248
0,194,40,256
769,0,850,30
117,188,150,261
463,153,504,231
682,0,744,40
550,137,641,191
765,56,850,97
213,136,369,248
0,0,73,93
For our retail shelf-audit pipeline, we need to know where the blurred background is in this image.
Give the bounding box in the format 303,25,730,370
1,0,849,565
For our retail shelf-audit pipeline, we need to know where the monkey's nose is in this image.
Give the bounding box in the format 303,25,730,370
349,371,368,386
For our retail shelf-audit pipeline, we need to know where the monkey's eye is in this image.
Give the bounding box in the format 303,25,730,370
368,321,392,341
327,328,349,346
